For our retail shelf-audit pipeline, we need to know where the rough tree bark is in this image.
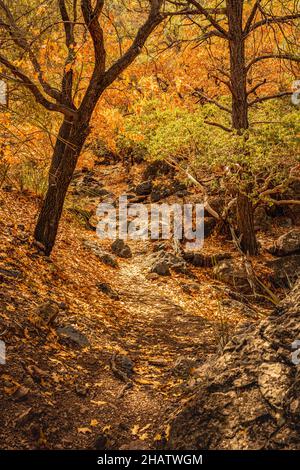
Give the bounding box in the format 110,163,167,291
168,279,300,449
227,0,258,255
34,115,90,255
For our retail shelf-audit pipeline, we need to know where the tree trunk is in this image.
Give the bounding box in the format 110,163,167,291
227,0,258,255
237,192,258,255
34,116,90,255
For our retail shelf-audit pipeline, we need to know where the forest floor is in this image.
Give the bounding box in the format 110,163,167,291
0,159,293,449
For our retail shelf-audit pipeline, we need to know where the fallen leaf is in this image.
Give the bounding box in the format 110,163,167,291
131,424,139,436
77,427,92,434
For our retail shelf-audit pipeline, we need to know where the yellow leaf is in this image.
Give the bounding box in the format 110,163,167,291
131,424,139,436
90,419,99,427
91,400,107,406
77,427,92,434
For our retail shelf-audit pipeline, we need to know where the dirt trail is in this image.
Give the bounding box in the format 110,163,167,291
90,243,218,449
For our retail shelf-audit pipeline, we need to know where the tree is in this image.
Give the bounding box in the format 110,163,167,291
169,0,300,255
0,0,167,255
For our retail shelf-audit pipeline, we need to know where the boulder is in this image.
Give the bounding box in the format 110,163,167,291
143,160,174,180
57,325,90,348
96,282,120,300
269,229,300,256
83,240,119,268
151,261,171,276
183,251,231,268
266,254,300,288
111,239,132,259
135,181,153,196
168,280,300,450
213,259,250,291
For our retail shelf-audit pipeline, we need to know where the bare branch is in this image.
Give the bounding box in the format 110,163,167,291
249,91,292,106
247,54,300,71
0,53,76,117
204,120,232,133
249,13,300,34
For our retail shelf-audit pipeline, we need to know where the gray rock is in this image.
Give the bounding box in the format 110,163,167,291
83,240,119,268
213,259,250,291
111,239,132,259
171,357,196,379
135,181,153,196
266,254,300,288
96,282,120,300
57,325,90,348
151,261,171,276
269,229,300,256
37,301,59,325
169,280,300,450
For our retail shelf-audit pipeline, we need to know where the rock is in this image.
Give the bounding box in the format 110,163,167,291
150,180,188,202
171,357,196,379
37,301,59,326
266,254,300,288
13,385,30,401
135,181,153,196
213,259,250,291
96,282,120,300
269,229,300,256
143,160,174,180
258,362,291,408
277,217,293,228
146,272,160,280
111,239,132,259
57,325,90,348
75,383,89,397
183,252,231,268
181,283,200,294
151,261,171,276
83,240,119,268
150,188,170,203
168,280,300,450
94,434,108,450
99,253,119,268
150,251,194,278
112,353,134,378
204,217,217,237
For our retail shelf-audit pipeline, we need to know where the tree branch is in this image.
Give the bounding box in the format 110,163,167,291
249,13,300,34
249,91,292,107
243,0,261,35
0,53,76,117
186,0,228,38
247,53,300,71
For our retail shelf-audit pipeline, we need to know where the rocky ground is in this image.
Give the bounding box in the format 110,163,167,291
0,157,299,449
